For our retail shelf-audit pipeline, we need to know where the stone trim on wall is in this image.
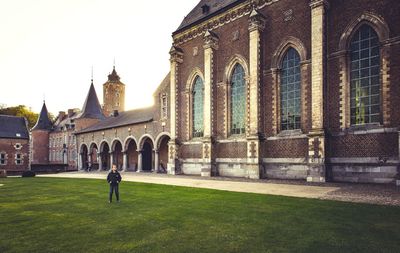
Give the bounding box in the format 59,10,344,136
173,0,282,46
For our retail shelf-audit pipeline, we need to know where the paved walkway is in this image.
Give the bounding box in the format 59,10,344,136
38,172,400,206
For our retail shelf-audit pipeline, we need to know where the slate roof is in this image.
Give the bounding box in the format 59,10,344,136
79,82,105,120
0,115,29,139
107,66,121,82
76,107,154,134
153,72,170,96
31,102,53,131
52,109,81,132
175,0,243,34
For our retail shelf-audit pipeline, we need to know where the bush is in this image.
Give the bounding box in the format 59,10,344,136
22,170,36,177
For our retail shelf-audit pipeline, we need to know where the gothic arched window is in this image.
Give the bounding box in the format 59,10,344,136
280,47,301,130
230,64,246,135
350,24,381,125
192,76,204,138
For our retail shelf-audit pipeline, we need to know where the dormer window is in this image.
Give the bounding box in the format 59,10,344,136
201,4,210,15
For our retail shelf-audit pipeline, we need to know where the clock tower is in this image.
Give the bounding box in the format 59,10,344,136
103,66,125,116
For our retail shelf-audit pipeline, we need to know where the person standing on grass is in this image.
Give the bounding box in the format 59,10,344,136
107,164,122,203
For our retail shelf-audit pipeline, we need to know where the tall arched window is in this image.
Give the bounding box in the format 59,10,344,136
281,47,301,130
192,76,204,138
350,24,381,125
231,64,246,135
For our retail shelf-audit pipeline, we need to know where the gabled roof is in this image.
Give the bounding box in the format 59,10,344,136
75,107,154,134
153,72,170,96
0,115,29,139
79,82,105,120
31,102,52,131
174,0,243,34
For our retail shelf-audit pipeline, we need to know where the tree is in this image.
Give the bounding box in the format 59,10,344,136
0,105,43,129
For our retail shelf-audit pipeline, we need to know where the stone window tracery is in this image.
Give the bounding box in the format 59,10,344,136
349,25,381,125
280,47,301,130
230,64,246,135
192,76,204,138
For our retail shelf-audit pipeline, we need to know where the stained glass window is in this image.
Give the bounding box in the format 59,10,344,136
231,64,246,135
192,76,204,138
280,47,301,130
350,25,381,125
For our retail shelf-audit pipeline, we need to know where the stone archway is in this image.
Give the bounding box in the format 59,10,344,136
112,140,123,171
142,140,153,171
125,139,138,171
80,144,88,171
100,142,110,171
89,143,99,171
155,134,171,173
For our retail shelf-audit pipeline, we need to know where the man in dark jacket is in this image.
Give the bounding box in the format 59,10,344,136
107,164,122,203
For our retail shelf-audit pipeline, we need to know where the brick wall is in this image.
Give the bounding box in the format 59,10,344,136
0,138,30,173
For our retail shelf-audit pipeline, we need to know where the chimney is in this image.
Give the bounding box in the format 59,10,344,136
58,111,66,120
113,110,119,117
68,109,74,117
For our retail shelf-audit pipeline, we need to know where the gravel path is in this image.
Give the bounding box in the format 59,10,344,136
37,172,400,206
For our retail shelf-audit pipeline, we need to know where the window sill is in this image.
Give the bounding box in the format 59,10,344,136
332,124,398,136
267,130,308,140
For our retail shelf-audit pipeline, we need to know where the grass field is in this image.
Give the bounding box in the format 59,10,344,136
0,177,399,253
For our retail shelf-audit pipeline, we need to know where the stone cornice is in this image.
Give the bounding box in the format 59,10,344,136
173,0,281,46
248,9,266,32
309,0,329,9
169,46,183,63
203,30,219,50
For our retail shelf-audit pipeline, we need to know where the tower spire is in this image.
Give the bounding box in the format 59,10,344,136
91,66,94,85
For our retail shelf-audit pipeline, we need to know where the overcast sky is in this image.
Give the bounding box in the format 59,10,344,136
0,0,198,114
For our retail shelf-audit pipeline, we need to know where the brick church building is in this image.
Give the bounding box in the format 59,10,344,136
166,0,400,183
32,0,400,184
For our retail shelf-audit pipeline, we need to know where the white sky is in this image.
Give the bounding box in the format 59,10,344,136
0,0,198,114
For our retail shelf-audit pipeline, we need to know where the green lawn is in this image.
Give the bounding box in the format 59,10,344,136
0,178,399,253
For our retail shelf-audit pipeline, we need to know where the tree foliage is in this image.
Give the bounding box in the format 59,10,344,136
0,105,40,129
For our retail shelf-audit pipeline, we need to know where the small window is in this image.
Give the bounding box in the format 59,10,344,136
14,143,22,150
161,93,168,119
201,4,210,14
15,154,23,165
0,153,6,165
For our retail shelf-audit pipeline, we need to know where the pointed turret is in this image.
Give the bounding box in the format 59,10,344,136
103,65,125,116
32,101,52,131
80,81,105,120
108,66,121,82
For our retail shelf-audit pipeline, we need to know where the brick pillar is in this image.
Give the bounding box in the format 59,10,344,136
154,150,159,173
168,46,183,175
246,9,265,179
202,30,219,177
137,149,143,172
122,151,128,172
97,152,102,171
78,152,83,170
308,0,329,182
109,151,113,171
397,132,400,186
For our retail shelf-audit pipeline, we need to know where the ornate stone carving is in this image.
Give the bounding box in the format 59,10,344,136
173,0,281,46
248,9,266,32
203,30,219,50
169,46,184,63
